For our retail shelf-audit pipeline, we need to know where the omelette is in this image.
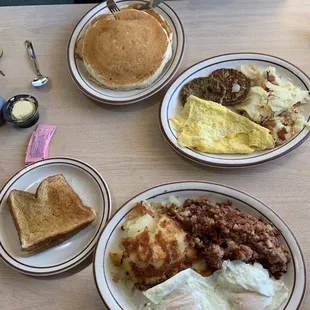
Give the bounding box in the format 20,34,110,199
169,95,274,154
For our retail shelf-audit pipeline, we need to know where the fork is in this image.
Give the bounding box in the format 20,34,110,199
107,0,120,15
137,0,164,10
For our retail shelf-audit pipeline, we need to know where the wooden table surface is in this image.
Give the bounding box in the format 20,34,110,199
0,1,309,309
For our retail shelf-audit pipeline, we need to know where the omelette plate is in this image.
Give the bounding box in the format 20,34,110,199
67,0,185,105
93,181,306,309
159,53,310,167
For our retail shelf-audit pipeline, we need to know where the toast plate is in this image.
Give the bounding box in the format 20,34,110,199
67,0,185,105
159,53,310,167
0,157,111,276
93,181,306,310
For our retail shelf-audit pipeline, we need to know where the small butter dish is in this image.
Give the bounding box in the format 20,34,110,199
2,94,39,128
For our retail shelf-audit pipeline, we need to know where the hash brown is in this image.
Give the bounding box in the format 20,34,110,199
110,201,200,290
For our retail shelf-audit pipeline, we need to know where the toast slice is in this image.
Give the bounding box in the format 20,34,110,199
8,174,96,257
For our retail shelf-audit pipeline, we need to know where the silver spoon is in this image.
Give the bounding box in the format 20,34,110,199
24,40,49,87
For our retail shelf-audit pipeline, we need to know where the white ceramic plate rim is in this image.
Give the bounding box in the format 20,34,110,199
93,181,306,310
0,157,112,276
67,0,185,105
159,53,310,167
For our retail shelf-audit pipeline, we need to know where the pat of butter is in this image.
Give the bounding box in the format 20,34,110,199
12,100,35,120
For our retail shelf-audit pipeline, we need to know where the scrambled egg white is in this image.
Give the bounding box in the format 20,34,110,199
142,260,288,310
169,95,274,154
237,66,309,122
237,65,309,145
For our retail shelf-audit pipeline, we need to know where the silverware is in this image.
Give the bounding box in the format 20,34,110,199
137,0,164,10
0,46,4,75
107,0,120,15
24,40,49,87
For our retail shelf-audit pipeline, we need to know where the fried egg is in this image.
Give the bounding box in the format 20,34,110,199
142,261,288,310
169,95,274,154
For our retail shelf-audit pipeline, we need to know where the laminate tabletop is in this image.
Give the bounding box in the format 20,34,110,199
0,1,309,309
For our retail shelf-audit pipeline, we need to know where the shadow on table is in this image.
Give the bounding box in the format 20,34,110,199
28,253,94,280
88,87,165,113
172,147,293,176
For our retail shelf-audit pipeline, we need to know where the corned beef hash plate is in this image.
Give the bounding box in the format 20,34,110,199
93,182,306,310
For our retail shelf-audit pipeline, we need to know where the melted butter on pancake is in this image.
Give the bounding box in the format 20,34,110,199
82,9,172,90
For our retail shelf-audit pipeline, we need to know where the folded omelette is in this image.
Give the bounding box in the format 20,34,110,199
169,96,274,154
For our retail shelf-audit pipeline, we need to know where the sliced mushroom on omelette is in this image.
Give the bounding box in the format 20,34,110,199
170,95,274,154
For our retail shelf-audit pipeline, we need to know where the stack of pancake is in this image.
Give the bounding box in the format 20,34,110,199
80,6,173,91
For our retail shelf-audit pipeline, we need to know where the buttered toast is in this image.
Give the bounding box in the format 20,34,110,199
8,174,96,257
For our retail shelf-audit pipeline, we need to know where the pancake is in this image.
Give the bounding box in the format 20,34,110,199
122,3,173,41
75,14,115,61
82,9,172,90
